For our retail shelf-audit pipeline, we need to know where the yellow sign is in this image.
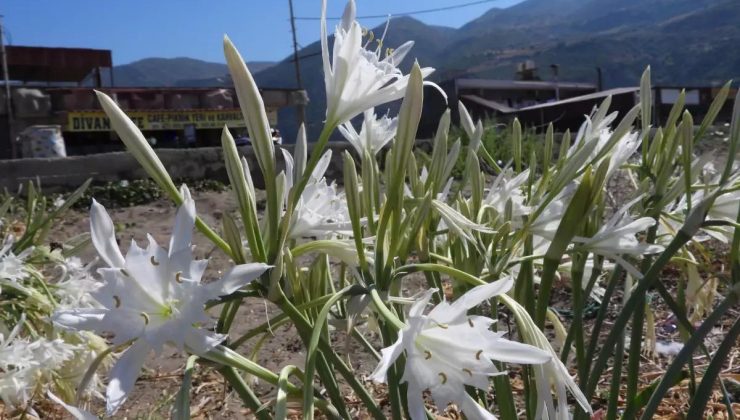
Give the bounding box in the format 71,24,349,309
66,109,276,132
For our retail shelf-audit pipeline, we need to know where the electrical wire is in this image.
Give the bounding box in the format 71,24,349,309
295,0,504,21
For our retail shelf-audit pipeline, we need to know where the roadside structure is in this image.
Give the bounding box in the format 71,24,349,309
0,45,307,158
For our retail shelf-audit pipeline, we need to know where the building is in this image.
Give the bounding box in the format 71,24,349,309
421,78,597,136
0,46,307,158
421,77,736,135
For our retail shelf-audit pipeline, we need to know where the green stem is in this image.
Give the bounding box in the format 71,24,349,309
275,295,386,420
369,288,406,330
534,257,559,328
221,367,271,420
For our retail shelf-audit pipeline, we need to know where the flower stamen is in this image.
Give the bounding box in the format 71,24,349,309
476,350,483,360
424,350,432,360
462,368,473,377
438,372,447,384
113,295,121,308
140,312,150,325
175,272,183,283
468,318,475,327
150,256,159,266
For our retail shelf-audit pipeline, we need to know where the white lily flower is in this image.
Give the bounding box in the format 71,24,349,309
54,257,102,310
664,187,740,244
605,131,640,178
282,147,352,239
498,293,593,419
573,196,663,278
321,0,437,125
0,317,79,408
371,277,551,420
338,108,398,156
483,168,531,217
288,181,352,239
52,185,270,414
528,185,576,239
0,236,31,284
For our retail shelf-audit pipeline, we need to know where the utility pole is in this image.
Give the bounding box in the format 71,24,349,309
287,0,307,130
0,15,15,159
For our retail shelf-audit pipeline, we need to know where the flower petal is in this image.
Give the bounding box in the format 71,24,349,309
429,277,513,323
184,328,226,355
90,200,125,268
369,334,403,383
106,340,150,415
169,185,195,257
52,309,106,332
203,263,271,297
405,379,428,420
48,392,98,420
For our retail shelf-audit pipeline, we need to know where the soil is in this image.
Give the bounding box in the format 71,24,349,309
17,127,740,418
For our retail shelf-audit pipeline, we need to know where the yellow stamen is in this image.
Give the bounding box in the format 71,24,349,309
438,372,447,384
175,272,183,283
140,312,150,325
120,269,130,277
463,368,473,377
476,350,483,360
150,256,159,266
113,295,121,308
424,350,432,360
468,318,475,327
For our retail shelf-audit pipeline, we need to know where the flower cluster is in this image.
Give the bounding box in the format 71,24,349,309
7,0,738,418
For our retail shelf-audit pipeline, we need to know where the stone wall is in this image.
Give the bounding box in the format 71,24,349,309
0,143,353,192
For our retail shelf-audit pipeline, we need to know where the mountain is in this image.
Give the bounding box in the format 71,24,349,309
111,57,274,87
438,0,737,86
252,0,738,142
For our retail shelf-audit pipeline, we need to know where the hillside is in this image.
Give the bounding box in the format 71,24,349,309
112,57,274,87
252,0,738,141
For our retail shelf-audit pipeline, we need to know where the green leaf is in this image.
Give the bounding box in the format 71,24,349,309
172,356,198,420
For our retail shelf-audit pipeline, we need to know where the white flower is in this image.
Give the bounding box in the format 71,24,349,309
0,236,31,284
497,294,593,419
338,108,398,156
282,147,352,239
52,185,270,414
0,317,79,408
371,277,550,420
606,131,640,178
321,0,436,125
54,257,102,309
573,196,663,278
53,196,67,210
483,168,531,217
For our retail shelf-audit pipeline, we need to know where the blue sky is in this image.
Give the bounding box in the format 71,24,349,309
1,0,524,65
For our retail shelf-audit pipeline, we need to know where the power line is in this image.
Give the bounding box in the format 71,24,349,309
295,0,503,21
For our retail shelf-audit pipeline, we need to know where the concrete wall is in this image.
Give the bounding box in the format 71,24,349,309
0,143,353,192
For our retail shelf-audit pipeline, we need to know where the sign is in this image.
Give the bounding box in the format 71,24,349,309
66,108,277,132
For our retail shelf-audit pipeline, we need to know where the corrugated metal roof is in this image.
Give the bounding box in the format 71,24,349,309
517,87,639,112
455,78,596,91
7,46,112,83
460,94,516,113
